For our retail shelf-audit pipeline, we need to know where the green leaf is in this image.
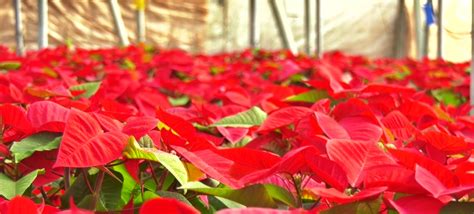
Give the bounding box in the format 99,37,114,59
0,61,21,70
189,196,215,214
70,82,101,99
212,106,267,128
123,137,188,186
122,59,136,70
0,170,39,199
112,164,139,206
10,132,61,162
133,191,159,205
440,202,474,214
61,172,91,208
321,198,381,214
138,135,154,148
98,173,124,211
168,95,190,106
212,196,246,209
179,182,297,208
385,66,411,80
284,90,328,103
156,190,192,205
432,89,464,107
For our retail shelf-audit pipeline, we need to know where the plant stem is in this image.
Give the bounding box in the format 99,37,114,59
81,169,94,194
292,175,303,208
90,170,105,211
39,186,52,204
147,161,160,187
157,169,169,191
64,168,70,190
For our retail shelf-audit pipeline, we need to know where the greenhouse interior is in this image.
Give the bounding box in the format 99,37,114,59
0,0,473,213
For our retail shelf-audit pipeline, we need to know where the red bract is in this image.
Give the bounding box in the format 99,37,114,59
258,107,313,132
327,139,396,187
54,108,128,167
139,198,199,214
0,46,473,213
27,101,70,132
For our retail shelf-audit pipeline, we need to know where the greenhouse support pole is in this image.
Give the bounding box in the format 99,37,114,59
135,0,146,43
437,0,443,59
13,0,24,56
471,0,474,115
414,0,422,59
38,0,48,49
315,0,322,58
304,0,310,54
422,0,433,57
268,0,297,54
109,0,130,46
249,0,259,48
393,0,406,58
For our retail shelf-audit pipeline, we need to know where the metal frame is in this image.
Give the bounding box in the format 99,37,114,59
136,0,146,43
109,0,130,46
393,0,406,58
304,0,311,54
38,0,48,49
437,0,443,59
470,0,474,115
249,0,259,48
414,0,423,59
422,0,432,57
13,0,24,56
268,0,297,54
315,0,322,58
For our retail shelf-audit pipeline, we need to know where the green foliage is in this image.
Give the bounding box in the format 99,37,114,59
432,88,464,107
180,182,297,208
212,106,267,128
0,170,39,199
70,82,101,99
10,132,61,162
285,90,328,103
123,137,188,186
440,202,474,214
0,61,21,70
321,198,382,214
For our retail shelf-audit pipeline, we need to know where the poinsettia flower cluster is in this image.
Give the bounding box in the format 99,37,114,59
0,44,473,213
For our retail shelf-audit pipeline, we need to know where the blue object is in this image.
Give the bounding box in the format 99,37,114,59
423,1,436,26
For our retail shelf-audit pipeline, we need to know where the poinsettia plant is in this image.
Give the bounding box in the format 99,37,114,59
0,44,473,213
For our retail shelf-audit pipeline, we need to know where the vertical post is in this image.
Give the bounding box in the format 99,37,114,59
414,0,422,59
436,0,443,59
422,0,432,57
304,0,310,54
268,0,298,54
393,0,406,58
38,0,48,49
135,0,146,43
109,0,130,46
13,0,24,56
249,0,259,48
315,0,322,58
470,0,474,115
